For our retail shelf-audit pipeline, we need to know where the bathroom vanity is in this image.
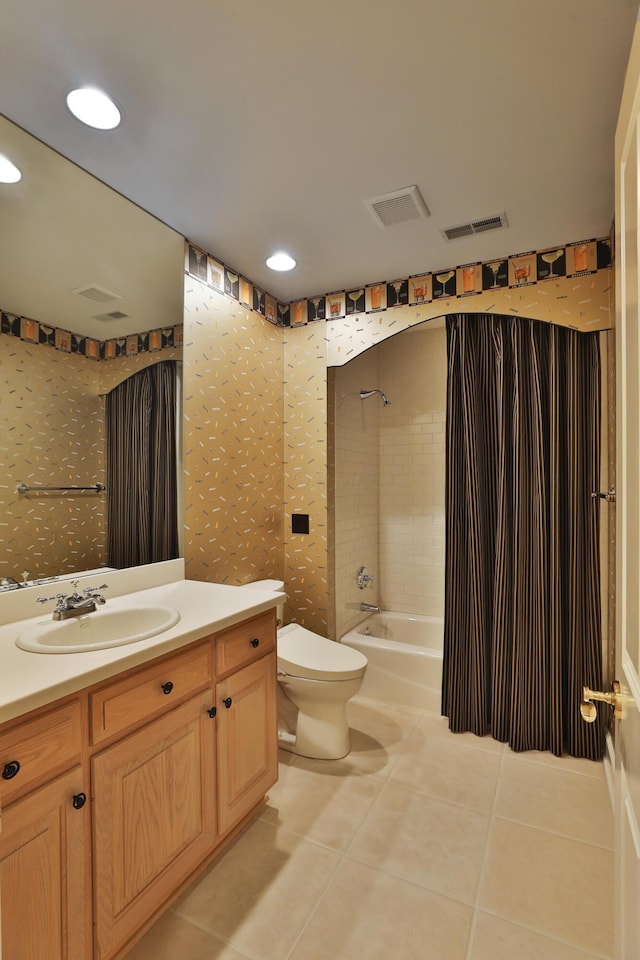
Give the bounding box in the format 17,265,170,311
0,562,282,960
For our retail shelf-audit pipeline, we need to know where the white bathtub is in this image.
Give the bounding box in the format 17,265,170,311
339,612,443,711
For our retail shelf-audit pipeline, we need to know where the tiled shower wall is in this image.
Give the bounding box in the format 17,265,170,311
378,322,447,617
329,348,380,639
331,321,447,639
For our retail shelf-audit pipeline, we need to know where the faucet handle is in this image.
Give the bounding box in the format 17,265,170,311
37,592,67,605
83,583,108,595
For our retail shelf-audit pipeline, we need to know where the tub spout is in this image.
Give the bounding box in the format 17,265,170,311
360,602,380,613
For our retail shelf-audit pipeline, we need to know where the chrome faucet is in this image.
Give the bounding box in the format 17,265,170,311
360,602,380,613
38,580,108,620
0,576,21,592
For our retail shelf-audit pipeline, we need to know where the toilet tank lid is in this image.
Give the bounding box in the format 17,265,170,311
277,623,367,681
245,579,285,592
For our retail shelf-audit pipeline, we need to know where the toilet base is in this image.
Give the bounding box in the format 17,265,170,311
279,700,351,760
277,679,360,760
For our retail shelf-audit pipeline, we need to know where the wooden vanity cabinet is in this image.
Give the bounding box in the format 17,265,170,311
216,650,277,835
0,607,279,960
0,700,92,960
214,611,278,836
90,641,215,960
92,689,216,960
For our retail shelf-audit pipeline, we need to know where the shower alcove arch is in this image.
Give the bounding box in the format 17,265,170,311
324,294,613,704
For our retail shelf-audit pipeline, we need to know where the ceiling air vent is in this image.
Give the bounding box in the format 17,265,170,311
71,284,122,303
94,310,129,321
442,212,508,241
365,185,430,228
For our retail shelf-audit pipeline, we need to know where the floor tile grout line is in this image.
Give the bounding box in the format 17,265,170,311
476,905,614,960
489,811,614,852
464,738,507,960
503,753,607,781
383,770,502,817
489,812,616,853
282,849,348,960
169,908,263,960
341,846,479,911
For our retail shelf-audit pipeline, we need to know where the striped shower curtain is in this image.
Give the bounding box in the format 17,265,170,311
442,314,604,759
106,360,179,569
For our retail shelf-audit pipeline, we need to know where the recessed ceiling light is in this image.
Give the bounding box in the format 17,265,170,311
266,252,296,271
66,86,121,130
0,155,22,183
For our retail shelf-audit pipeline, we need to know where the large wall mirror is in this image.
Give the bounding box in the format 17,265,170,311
0,115,185,585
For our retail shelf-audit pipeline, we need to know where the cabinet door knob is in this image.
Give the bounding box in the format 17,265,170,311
222,697,233,709
2,760,20,780
207,706,217,718
72,792,87,810
250,638,260,648
161,681,174,695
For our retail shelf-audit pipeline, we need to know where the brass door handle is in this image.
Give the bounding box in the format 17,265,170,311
580,681,623,722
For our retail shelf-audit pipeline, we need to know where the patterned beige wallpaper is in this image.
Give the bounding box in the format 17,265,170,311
182,279,284,588
0,333,181,582
282,322,330,633
1,335,105,580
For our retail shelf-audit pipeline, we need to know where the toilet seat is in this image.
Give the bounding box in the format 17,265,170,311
277,623,367,682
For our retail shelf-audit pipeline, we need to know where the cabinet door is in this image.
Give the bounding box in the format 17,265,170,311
0,766,91,960
92,690,216,960
216,651,277,836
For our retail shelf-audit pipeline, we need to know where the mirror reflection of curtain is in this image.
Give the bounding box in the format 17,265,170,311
106,360,179,568
442,313,603,759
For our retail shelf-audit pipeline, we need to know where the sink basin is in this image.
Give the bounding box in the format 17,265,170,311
16,606,180,654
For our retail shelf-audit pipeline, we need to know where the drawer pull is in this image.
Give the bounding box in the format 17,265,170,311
222,697,233,709
72,792,87,810
250,638,260,648
161,681,174,695
2,760,20,780
207,706,217,718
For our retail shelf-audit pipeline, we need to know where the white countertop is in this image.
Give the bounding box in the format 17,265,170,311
0,565,284,724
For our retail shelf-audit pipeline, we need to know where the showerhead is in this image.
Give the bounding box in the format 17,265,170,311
360,389,391,406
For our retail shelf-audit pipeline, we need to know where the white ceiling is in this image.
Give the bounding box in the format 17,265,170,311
1,0,638,328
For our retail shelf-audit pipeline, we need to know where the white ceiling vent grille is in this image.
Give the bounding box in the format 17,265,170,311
71,284,123,303
365,185,430,228
442,212,508,241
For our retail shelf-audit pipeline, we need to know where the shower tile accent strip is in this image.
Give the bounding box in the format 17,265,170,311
184,236,613,335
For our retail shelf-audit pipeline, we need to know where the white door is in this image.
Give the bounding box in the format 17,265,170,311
614,16,640,960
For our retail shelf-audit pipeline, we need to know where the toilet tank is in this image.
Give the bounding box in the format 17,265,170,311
243,579,286,626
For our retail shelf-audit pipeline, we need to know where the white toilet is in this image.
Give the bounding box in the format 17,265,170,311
245,580,368,760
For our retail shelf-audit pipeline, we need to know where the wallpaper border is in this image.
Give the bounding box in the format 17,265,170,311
185,236,613,330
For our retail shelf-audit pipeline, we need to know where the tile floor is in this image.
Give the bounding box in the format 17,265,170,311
125,696,614,960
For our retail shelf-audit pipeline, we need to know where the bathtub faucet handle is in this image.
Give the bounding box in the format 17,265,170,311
356,566,375,590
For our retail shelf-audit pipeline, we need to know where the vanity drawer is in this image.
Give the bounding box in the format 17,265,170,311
215,611,275,678
0,699,83,805
90,642,212,745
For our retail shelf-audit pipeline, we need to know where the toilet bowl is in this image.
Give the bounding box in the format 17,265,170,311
277,623,367,759
243,580,368,760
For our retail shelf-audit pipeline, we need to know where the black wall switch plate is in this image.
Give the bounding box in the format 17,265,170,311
292,513,310,534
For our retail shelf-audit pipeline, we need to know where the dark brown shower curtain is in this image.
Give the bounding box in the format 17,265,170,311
106,360,179,569
442,314,604,759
